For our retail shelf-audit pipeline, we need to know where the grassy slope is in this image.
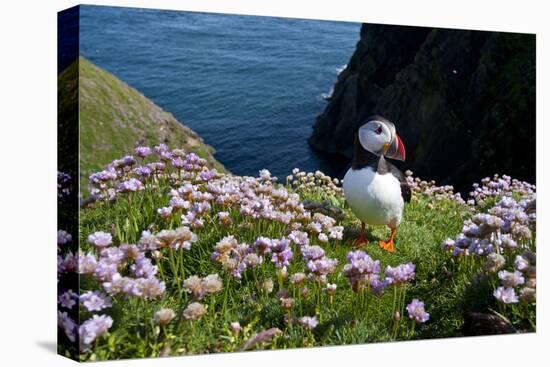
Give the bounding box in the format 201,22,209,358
58,58,79,179
60,57,225,194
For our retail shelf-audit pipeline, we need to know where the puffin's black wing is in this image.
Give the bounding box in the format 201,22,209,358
377,157,412,203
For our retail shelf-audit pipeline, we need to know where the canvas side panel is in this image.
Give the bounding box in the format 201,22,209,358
57,5,80,361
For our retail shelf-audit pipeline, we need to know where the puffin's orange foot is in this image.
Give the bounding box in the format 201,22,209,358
379,227,396,253
378,239,394,253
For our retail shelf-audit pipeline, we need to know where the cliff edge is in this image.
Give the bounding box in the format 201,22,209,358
309,24,535,191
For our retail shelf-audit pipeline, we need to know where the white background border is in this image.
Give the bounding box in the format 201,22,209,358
0,0,546,366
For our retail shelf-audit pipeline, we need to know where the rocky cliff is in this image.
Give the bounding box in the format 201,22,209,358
309,24,535,192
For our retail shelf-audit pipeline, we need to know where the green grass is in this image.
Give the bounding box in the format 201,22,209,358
59,160,535,361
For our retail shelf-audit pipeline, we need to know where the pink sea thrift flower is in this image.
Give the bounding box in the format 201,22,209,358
154,308,176,325
494,287,519,304
270,239,293,269
498,270,525,287
57,230,72,246
406,299,430,323
79,252,98,274
230,321,241,334
288,230,309,247
385,263,415,284
79,314,113,351
88,231,112,249
117,178,144,193
58,311,77,342
134,146,152,158
58,290,78,309
299,316,318,330
80,291,112,312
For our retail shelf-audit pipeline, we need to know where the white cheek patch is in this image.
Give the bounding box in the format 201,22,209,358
358,128,372,151
359,125,385,154
381,124,394,143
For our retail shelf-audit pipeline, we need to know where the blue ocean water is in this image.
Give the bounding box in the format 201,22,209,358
79,6,360,178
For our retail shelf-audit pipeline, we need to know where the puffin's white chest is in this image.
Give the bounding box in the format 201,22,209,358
343,166,404,228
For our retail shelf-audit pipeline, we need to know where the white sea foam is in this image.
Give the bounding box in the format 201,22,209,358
321,86,334,100
336,64,347,75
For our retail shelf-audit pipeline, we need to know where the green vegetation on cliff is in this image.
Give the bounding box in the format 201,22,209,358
58,57,225,195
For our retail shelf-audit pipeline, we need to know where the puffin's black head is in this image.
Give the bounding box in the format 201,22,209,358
352,116,406,168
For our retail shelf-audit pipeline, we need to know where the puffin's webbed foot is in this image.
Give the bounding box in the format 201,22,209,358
353,222,368,248
379,227,396,253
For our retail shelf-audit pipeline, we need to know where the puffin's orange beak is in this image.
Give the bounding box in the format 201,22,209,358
385,134,406,161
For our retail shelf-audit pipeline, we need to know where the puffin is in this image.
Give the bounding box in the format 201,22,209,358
343,116,411,253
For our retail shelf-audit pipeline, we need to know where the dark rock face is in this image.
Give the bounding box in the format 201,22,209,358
302,199,346,221
463,312,517,336
309,24,535,192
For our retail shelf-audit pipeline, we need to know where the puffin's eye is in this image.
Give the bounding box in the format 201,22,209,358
374,126,383,135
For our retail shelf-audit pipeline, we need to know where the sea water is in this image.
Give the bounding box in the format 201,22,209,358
79,6,360,178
